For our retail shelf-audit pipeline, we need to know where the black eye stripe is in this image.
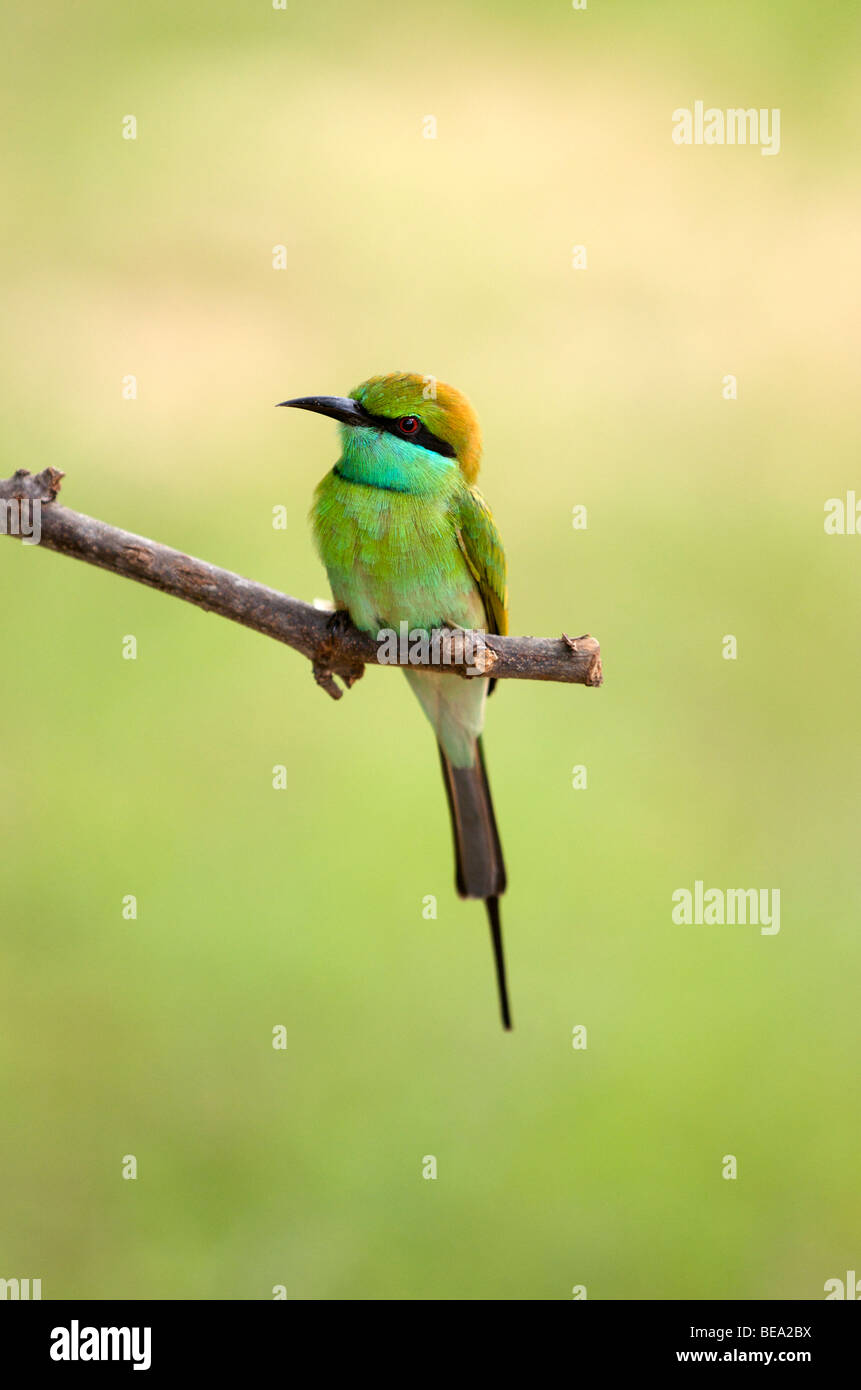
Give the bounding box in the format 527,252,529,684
358,407,456,459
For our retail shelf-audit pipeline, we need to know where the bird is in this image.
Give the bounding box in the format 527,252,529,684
278,373,511,1029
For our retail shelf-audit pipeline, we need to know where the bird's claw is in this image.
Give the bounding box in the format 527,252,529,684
312,609,365,700
326,608,354,638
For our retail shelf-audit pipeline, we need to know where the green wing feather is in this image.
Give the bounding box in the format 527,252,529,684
454,486,508,637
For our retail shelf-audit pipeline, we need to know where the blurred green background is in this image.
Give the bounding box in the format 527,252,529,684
2,0,860,1300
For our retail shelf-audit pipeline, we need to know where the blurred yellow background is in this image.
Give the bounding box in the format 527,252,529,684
1,0,859,1299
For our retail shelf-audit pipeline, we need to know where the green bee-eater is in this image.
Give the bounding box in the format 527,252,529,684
278,373,511,1029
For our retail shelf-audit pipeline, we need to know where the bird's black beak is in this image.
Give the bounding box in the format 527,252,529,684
276,395,367,427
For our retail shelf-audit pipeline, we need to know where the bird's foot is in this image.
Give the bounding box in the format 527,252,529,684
312,609,365,700
326,608,354,639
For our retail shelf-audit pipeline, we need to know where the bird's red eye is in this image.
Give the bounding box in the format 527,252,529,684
398,415,420,435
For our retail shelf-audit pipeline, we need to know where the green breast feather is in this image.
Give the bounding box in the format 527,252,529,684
312,467,504,638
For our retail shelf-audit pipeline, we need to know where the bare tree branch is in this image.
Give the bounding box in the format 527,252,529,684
1,469,603,699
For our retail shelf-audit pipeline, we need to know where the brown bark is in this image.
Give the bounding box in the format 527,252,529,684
1,469,603,699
